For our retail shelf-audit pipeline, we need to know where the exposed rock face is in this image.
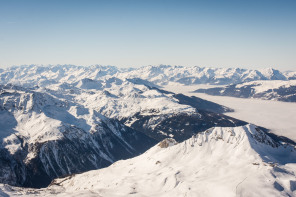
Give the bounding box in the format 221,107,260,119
121,111,246,142
158,138,177,148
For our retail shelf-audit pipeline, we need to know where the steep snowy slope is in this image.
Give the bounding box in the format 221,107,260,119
0,65,294,87
0,84,156,188
195,80,296,102
1,124,295,197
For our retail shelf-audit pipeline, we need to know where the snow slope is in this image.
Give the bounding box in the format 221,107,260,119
1,124,295,197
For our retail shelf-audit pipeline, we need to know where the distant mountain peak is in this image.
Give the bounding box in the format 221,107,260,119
1,64,295,87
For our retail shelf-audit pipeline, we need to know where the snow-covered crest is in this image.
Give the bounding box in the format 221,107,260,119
1,124,295,197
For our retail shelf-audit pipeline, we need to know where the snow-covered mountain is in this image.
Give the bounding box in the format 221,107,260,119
1,124,295,197
39,77,245,142
1,64,295,86
0,84,156,188
0,65,121,87
0,76,247,188
118,65,291,85
195,80,296,102
1,64,296,193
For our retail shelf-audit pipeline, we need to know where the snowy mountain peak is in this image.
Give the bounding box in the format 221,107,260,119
191,124,296,164
196,124,277,147
259,68,286,80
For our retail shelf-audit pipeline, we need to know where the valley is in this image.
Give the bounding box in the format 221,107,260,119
163,83,296,141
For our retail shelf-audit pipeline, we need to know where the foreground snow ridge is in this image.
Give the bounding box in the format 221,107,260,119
1,124,296,197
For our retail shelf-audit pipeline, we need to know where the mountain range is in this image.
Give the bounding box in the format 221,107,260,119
1,64,296,86
0,73,245,188
0,64,295,196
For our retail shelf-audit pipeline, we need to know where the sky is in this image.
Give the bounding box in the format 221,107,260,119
0,0,295,70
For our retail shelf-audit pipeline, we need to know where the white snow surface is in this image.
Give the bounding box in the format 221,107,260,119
1,124,296,197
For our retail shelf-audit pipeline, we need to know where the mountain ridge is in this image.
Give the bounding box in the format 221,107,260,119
1,124,295,197
1,64,296,87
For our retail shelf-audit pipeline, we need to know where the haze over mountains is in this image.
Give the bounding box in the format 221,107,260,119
0,65,296,196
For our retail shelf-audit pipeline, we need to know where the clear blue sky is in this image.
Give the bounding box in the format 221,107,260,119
0,0,295,70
